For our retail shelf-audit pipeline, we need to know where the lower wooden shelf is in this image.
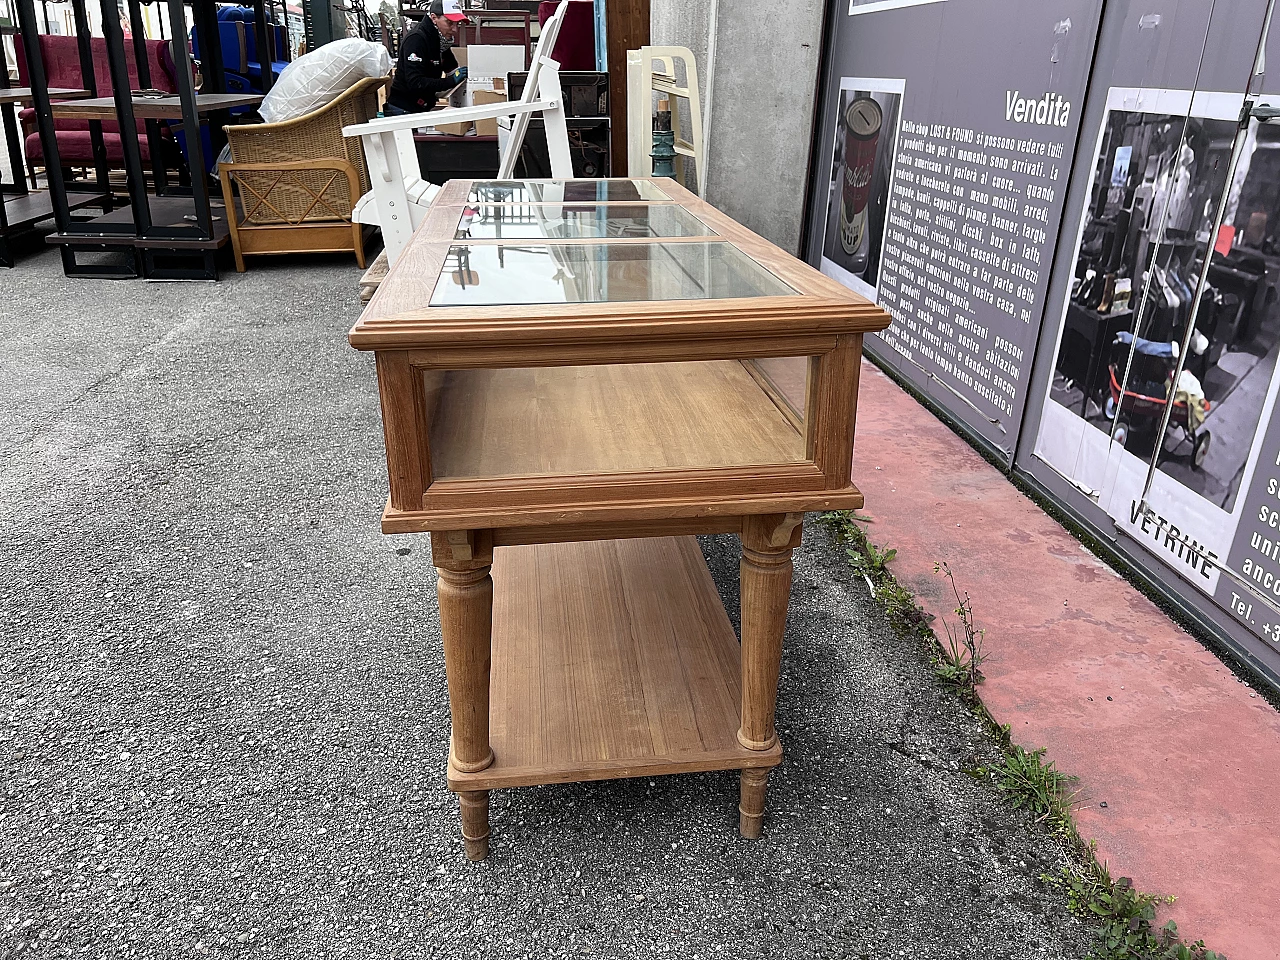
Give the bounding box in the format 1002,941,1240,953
447,535,782,792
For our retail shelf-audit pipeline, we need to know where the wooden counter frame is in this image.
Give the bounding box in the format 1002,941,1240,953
350,177,891,860
372,331,865,531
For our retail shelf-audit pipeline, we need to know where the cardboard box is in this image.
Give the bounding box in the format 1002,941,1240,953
432,116,472,135
472,84,508,138
427,72,503,137
431,76,473,134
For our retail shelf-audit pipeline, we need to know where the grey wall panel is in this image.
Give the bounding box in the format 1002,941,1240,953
802,0,1280,690
650,0,824,253
1012,0,1280,689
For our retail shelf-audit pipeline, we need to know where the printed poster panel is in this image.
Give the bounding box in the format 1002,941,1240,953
819,81,904,301
804,0,1103,460
1019,0,1280,684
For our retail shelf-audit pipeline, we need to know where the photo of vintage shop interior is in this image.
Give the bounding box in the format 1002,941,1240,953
1049,106,1280,511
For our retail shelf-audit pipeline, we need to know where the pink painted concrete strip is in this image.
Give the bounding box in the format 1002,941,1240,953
851,360,1280,959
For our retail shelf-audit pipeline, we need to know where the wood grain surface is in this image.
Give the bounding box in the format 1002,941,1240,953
0,87,89,105
425,359,805,479
49,92,262,120
446,536,782,792
381,486,865,534
605,0,649,169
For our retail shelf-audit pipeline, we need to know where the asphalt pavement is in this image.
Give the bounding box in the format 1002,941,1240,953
1,246,1089,959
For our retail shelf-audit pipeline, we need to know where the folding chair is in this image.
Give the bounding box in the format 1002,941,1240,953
343,0,573,265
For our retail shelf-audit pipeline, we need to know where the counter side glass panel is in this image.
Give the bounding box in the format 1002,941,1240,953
466,180,672,204
430,241,796,306
422,359,813,480
455,203,716,240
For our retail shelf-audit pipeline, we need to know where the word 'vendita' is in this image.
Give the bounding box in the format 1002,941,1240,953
1004,91,1071,127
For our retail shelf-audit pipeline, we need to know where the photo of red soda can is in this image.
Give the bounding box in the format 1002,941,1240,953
840,96,883,255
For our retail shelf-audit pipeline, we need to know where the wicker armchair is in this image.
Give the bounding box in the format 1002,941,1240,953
219,76,389,271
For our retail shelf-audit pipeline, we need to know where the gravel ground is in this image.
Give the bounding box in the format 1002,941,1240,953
1,246,1090,959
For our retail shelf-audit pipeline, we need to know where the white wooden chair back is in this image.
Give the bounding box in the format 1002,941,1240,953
497,0,569,178
520,0,568,105
343,0,575,264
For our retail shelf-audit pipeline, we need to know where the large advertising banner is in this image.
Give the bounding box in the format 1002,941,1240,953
809,0,1280,686
804,0,1104,460
1015,0,1280,684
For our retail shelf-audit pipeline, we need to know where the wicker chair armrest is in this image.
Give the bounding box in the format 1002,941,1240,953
221,158,362,176
222,76,390,146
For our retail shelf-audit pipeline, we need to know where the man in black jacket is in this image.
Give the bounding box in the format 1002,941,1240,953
386,0,469,114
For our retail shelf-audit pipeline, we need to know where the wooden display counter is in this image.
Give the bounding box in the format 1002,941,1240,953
351,177,891,859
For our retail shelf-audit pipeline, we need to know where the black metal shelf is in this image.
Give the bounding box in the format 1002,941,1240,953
15,0,275,278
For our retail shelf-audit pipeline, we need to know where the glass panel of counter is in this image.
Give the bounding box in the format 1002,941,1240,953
455,203,716,240
466,180,673,204
430,241,795,306
421,357,813,480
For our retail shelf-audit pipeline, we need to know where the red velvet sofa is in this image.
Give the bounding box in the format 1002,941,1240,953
16,34,178,171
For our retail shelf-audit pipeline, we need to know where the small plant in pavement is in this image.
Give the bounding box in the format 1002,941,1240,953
818,511,932,636
1046,862,1227,960
971,736,1078,833
933,560,987,701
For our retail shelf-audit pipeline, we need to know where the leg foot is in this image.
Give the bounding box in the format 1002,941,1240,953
459,790,490,861
739,768,769,839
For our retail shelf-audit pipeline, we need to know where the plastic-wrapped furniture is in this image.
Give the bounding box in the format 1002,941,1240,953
15,34,177,177
218,75,388,271
257,37,389,124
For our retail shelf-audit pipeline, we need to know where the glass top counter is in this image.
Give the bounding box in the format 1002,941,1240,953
454,203,716,241
430,241,797,307
352,177,895,531
465,180,673,204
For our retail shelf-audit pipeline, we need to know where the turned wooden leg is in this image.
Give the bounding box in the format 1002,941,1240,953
437,563,495,774
737,515,800,751
433,530,496,860
459,790,490,861
739,768,769,839
736,514,802,838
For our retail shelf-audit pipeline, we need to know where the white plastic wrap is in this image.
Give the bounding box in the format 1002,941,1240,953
258,38,391,125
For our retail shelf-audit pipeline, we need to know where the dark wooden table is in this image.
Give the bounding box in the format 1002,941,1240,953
0,86,102,265
50,93,263,120
0,87,91,106
0,191,107,267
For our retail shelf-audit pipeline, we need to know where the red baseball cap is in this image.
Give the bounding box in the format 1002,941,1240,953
430,0,469,21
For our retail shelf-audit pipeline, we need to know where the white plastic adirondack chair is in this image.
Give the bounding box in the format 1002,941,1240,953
343,0,574,265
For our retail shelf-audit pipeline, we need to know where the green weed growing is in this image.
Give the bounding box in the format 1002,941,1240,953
933,560,987,702
1045,862,1225,960
970,734,1077,834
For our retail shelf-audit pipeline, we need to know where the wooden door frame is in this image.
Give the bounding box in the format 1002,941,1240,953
605,0,650,174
